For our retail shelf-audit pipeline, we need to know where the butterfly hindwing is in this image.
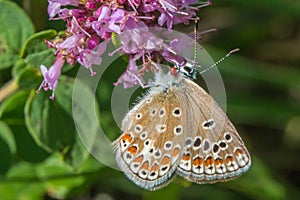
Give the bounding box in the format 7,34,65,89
175,79,251,183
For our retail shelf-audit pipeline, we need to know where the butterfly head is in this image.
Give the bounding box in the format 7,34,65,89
171,61,198,80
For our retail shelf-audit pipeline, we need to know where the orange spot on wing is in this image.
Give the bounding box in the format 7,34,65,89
121,133,132,142
161,156,171,165
235,149,243,156
204,157,214,167
172,147,180,157
141,161,149,170
226,156,234,163
127,146,137,154
150,163,159,171
193,157,203,166
215,158,224,165
134,155,143,163
182,154,190,161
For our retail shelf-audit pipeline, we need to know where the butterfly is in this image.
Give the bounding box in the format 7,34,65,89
112,59,251,191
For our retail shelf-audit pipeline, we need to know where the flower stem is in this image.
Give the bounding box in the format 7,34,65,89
0,80,19,103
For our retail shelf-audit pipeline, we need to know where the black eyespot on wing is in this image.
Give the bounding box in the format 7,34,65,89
194,138,201,147
213,144,219,153
203,120,214,128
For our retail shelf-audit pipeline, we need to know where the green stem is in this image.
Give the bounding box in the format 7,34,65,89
0,80,19,103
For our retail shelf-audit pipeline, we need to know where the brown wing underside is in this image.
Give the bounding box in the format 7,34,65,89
175,79,251,183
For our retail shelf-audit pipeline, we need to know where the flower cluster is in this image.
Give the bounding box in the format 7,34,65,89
37,0,212,99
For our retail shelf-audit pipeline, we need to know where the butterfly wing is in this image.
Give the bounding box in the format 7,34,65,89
113,90,186,190
175,78,251,183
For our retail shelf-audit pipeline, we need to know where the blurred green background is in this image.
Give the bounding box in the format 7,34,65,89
0,0,300,199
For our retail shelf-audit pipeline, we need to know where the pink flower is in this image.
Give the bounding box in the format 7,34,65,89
36,54,65,100
114,57,144,88
47,0,80,19
77,41,107,76
38,0,212,93
92,6,125,38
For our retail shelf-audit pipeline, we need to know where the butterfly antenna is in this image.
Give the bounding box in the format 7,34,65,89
199,48,240,75
193,18,199,65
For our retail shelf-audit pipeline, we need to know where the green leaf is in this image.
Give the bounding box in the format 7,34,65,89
4,161,40,200
0,121,16,175
19,30,58,72
24,78,76,152
0,0,34,69
0,182,45,200
16,65,41,89
2,153,98,199
6,161,37,180
25,49,55,70
20,30,57,58
36,153,87,199
65,134,90,169
0,121,16,154
24,47,74,74
72,76,117,169
19,30,74,74
24,75,103,169
0,90,29,119
58,77,104,169
11,59,29,79
0,90,50,162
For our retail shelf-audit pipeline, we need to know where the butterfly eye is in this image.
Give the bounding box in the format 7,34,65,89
183,66,192,73
179,62,197,78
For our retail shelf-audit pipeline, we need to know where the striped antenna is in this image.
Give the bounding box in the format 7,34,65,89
199,48,240,74
193,18,199,65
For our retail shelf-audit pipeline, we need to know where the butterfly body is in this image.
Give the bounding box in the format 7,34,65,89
113,70,251,191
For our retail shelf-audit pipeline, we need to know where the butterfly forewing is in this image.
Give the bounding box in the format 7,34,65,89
114,89,187,190
175,79,251,183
